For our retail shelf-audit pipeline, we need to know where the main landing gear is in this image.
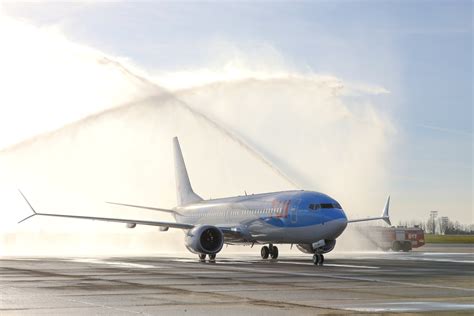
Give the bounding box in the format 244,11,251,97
312,253,324,265
198,253,216,262
261,244,279,260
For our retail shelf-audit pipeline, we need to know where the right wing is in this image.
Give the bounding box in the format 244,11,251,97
18,190,193,230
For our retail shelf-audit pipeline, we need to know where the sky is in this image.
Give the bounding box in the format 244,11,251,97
0,0,472,232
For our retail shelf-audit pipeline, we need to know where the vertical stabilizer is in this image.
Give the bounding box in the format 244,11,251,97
173,137,202,206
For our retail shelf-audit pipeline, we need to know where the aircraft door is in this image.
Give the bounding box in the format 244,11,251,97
289,199,300,224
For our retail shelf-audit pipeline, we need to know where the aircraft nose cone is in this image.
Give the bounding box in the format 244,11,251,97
341,209,348,223
337,219,348,236
335,210,348,236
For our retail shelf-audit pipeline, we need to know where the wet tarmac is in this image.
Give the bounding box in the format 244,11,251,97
1,245,473,315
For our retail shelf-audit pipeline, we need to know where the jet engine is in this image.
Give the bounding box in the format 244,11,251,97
296,240,336,254
185,225,224,254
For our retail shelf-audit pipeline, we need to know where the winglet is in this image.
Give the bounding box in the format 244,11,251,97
381,195,391,226
347,195,392,225
18,189,37,224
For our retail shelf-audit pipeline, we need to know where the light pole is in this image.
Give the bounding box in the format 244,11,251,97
430,211,438,234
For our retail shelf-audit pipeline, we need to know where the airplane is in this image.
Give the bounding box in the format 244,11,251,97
19,137,391,265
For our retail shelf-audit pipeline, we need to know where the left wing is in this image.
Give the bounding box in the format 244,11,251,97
106,201,179,215
347,196,391,225
17,190,194,230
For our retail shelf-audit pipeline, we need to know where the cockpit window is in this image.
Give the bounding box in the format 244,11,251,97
311,202,342,209
320,203,334,209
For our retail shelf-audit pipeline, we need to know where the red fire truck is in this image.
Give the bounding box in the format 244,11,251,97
359,226,425,251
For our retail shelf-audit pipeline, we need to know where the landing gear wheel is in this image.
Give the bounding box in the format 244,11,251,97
270,246,279,259
392,241,401,252
312,254,319,265
198,254,206,262
208,254,216,261
312,253,324,265
261,246,270,259
402,242,412,252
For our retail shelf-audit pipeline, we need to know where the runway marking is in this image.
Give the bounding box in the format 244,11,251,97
420,252,474,255
68,258,157,269
191,262,474,292
277,261,379,269
332,253,474,264
342,302,474,312
172,258,254,265
396,256,474,264
64,297,151,315
2,258,41,261
62,256,473,293
172,257,380,269
405,258,474,264
324,263,379,269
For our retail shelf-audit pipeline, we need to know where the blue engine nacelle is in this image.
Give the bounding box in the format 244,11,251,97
185,225,224,254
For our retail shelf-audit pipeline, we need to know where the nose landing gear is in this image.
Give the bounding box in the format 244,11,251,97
312,253,324,265
261,244,279,260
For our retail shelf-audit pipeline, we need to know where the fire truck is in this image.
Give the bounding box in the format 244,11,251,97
358,226,425,251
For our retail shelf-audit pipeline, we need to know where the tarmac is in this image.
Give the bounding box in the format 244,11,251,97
1,244,473,315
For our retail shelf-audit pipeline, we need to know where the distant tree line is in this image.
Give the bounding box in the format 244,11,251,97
397,216,473,235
